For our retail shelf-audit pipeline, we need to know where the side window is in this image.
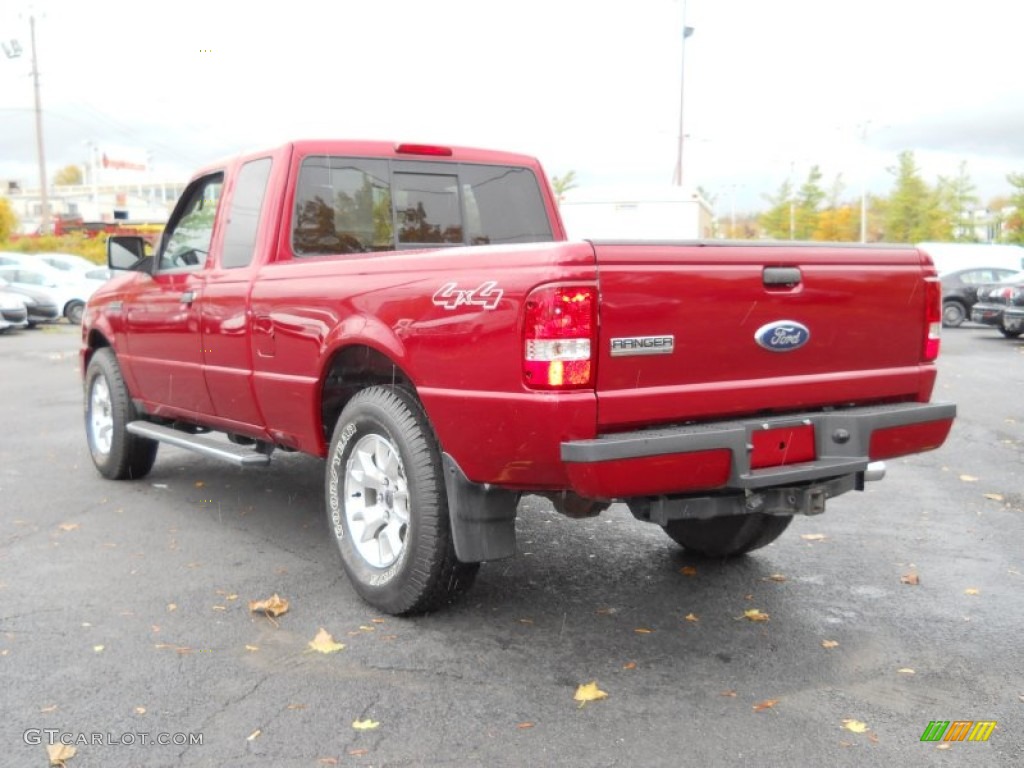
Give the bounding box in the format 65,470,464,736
393,172,462,245
292,156,392,256
222,158,272,269
160,174,224,271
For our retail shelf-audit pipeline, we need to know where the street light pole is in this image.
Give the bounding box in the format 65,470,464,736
28,14,50,235
672,2,694,187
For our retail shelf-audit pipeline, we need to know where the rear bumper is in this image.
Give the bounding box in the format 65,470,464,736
970,303,1005,326
1003,308,1024,332
561,402,956,500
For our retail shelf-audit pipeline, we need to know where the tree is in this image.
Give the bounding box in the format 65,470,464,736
550,171,578,201
883,151,948,242
793,165,826,240
936,162,979,242
1002,173,1024,245
0,198,18,241
54,164,83,186
758,179,794,239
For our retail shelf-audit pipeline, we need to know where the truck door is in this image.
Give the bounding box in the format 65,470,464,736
123,173,222,418
200,155,278,430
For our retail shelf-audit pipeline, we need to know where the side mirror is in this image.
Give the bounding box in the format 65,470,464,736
108,236,149,271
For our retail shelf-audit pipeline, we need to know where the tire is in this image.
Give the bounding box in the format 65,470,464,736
65,301,85,325
84,348,158,480
325,386,478,615
942,300,966,328
999,327,1022,339
662,513,793,557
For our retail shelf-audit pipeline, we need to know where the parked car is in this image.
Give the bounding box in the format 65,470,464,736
0,276,61,326
32,252,99,274
940,266,1019,327
970,271,1024,338
0,290,29,332
0,265,98,324
1003,305,1024,337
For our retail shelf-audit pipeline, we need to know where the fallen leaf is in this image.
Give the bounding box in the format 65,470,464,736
983,493,1005,502
900,572,920,586
936,743,951,750
40,705,58,713
46,744,76,766
622,661,637,670
741,609,770,622
195,481,205,488
225,594,238,601
352,718,380,730
345,750,366,758
134,706,146,715
595,607,616,616
516,722,535,729
248,593,289,618
839,740,854,748
753,699,779,712
634,628,653,634
359,625,375,632
964,588,980,596
93,645,105,653
245,645,259,652
246,729,261,741
371,618,386,624
167,603,177,612
821,640,840,649
764,574,787,582
58,523,79,532
518,618,534,625
212,605,226,612
321,758,342,765
287,703,307,710
842,719,869,733
308,628,346,654
868,733,879,744
679,566,698,576
574,681,609,706
897,668,915,675
684,613,699,623
720,690,737,697
801,533,827,541
959,474,979,483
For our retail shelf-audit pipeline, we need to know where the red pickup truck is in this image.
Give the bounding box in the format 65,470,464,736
81,140,956,614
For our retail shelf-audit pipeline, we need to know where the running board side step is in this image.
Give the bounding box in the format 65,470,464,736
126,421,272,467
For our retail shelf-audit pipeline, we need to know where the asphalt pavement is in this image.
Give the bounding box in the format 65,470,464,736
1,323,1022,767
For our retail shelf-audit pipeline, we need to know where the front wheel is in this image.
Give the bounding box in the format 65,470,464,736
662,513,793,557
65,301,85,325
84,348,158,479
325,386,477,615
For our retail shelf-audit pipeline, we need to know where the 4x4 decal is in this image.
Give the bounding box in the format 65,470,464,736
432,281,503,310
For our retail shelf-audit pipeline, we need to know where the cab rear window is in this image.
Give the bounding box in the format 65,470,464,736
291,157,553,256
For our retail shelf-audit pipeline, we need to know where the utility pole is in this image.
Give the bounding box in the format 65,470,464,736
672,1,694,187
29,14,50,234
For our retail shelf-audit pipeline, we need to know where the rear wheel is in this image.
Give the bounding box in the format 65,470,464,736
662,513,793,557
325,386,477,615
84,348,158,479
999,327,1022,339
942,300,966,328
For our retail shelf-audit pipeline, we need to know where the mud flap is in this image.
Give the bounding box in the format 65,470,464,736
442,453,519,562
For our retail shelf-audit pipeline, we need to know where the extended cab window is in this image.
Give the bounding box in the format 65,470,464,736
160,174,224,271
291,157,553,256
222,158,272,269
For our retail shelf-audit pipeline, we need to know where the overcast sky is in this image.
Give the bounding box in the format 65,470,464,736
1,0,1022,214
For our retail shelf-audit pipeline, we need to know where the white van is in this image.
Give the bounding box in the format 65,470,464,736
917,242,1024,274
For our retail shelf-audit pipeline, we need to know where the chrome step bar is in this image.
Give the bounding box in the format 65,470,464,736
126,421,271,467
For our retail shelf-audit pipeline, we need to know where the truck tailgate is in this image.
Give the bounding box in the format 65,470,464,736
593,242,936,430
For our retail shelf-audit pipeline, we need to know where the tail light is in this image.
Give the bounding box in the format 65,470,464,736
998,286,1020,302
523,285,597,389
924,276,941,361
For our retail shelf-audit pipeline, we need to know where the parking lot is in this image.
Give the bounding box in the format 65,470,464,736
2,323,1022,767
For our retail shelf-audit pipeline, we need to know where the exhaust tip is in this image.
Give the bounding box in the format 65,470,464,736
865,461,886,482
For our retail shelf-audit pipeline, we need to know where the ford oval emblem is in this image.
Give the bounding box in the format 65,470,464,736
754,320,811,352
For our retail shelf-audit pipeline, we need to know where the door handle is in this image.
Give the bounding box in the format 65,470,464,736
763,267,802,287
180,291,195,305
